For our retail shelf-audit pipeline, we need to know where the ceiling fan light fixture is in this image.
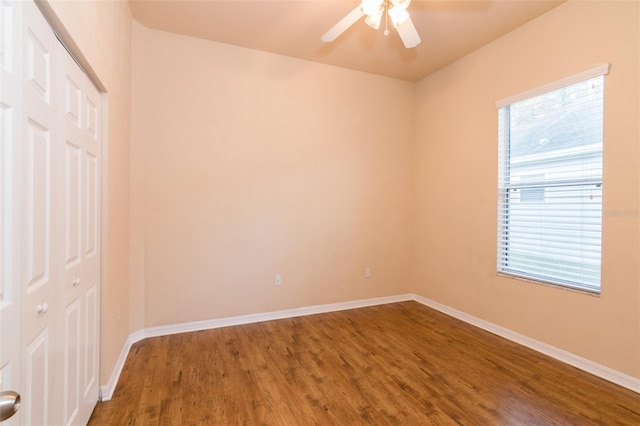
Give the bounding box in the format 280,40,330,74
388,5,410,27
364,11,383,29
321,0,421,48
361,0,383,17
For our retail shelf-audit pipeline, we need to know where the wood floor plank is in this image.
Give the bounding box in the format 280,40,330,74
89,302,640,425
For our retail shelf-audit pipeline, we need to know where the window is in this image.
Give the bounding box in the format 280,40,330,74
496,65,608,293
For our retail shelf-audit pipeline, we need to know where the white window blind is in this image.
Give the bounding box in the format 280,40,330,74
497,66,607,293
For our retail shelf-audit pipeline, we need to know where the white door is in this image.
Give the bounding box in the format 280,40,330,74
19,1,59,423
0,1,101,424
0,0,23,424
57,46,101,426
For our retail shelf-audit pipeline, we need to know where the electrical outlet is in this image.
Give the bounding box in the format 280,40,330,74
275,275,282,286
116,307,121,320
365,267,371,278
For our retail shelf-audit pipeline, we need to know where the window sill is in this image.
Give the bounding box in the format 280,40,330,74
496,272,601,297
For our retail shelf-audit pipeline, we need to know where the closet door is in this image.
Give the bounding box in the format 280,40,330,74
80,61,101,424
19,1,59,424
0,1,23,424
58,49,84,426
0,1,101,424
57,47,100,426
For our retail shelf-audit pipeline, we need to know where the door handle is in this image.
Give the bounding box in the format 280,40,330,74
0,391,20,422
36,302,49,315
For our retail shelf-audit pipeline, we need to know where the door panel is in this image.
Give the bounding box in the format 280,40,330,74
63,140,81,269
85,97,98,141
80,61,101,426
25,329,49,425
59,40,84,310
62,298,80,426
21,1,58,423
25,28,51,104
83,283,97,398
64,76,81,128
58,39,100,426
25,119,50,290
0,0,22,424
84,153,97,258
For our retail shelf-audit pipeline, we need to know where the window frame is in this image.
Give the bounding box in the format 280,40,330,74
495,64,609,294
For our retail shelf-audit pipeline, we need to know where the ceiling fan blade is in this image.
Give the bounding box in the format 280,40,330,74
396,16,421,48
321,6,365,42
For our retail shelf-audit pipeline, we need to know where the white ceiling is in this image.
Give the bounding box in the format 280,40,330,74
129,0,565,82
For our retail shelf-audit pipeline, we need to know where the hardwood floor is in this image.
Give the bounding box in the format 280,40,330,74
88,301,640,425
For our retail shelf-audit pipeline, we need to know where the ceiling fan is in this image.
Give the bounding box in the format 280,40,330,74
321,0,421,48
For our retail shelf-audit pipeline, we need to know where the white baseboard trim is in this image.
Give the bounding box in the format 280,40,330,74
99,292,639,401
143,294,413,340
99,329,145,401
411,294,640,394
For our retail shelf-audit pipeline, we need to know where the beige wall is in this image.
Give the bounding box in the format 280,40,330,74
41,0,133,384
412,0,639,378
131,22,415,327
